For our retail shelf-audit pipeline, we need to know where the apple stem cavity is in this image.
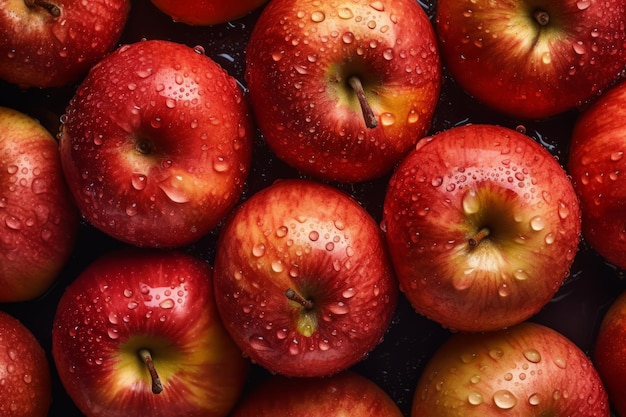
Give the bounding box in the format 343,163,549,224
285,288,314,310
347,76,378,129
533,9,550,26
468,227,490,248
138,348,164,395
25,0,61,17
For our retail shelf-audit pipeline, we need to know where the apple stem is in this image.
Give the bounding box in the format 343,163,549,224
285,288,314,310
533,9,550,26
468,227,490,248
347,76,378,129
138,348,164,395
24,0,61,17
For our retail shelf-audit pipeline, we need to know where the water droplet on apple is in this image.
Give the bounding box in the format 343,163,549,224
276,226,288,238
523,348,542,363
498,283,510,297
342,32,355,44
573,41,586,55
5,216,21,230
159,298,175,309
576,0,591,10
311,10,325,22
342,288,356,299
165,98,176,109
544,232,555,244
23,374,32,384
252,243,266,257
288,340,300,355
249,335,271,351
127,301,138,310
338,7,354,19
309,231,320,241
493,389,517,409
462,189,481,214
553,357,567,369
107,328,120,340
513,269,530,281
328,302,349,315
489,348,504,360
380,112,396,126
529,216,545,231
369,1,384,11
382,49,394,60
213,157,230,173
276,328,288,340
468,391,484,405
528,393,541,406
318,339,331,351
271,261,284,273
159,177,191,203
108,312,119,325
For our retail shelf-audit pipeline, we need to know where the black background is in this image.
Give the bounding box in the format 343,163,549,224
0,0,624,415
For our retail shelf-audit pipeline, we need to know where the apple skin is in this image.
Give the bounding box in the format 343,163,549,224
594,291,626,417
245,0,441,182
435,0,626,119
230,370,403,416
0,106,78,302
59,39,254,248
51,249,249,417
0,0,130,88
568,80,626,269
383,124,581,332
213,179,398,377
0,310,51,417
412,321,609,417
150,0,268,26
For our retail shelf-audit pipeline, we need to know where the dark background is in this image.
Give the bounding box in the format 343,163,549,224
0,0,623,415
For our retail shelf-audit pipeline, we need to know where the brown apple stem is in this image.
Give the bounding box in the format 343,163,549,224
24,0,61,17
285,288,314,310
468,227,490,248
347,76,378,129
138,348,164,395
533,9,550,26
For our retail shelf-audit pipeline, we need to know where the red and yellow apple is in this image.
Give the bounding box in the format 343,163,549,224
59,39,254,248
0,0,130,88
412,321,609,416
52,249,249,417
0,310,51,417
245,0,441,182
0,106,78,302
383,124,581,332
436,0,626,119
213,179,398,377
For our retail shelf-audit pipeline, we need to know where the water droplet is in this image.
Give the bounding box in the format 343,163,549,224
23,374,32,384
462,188,481,214
576,0,591,10
382,49,394,60
342,288,356,299
276,328,288,340
107,328,119,340
489,348,504,359
338,7,354,19
529,393,541,406
309,231,319,241
123,289,133,298
380,112,396,126
611,151,624,161
328,302,349,315
553,357,567,369
493,390,517,409
541,52,552,64
311,11,325,22
159,299,175,309
127,301,138,310
271,261,284,273
530,216,545,231
342,32,354,44
249,335,271,351
573,41,586,55
523,348,542,363
252,244,266,257
468,392,484,405
108,312,119,325
5,216,21,230
193,45,205,55
369,1,384,11
513,269,530,281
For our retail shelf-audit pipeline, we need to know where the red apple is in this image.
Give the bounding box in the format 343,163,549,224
213,179,398,377
51,249,249,417
383,124,581,332
594,291,626,417
59,39,254,248
150,0,268,26
568,80,626,269
412,321,609,416
245,0,441,182
0,0,130,88
435,0,626,119
0,310,51,417
230,370,403,416
0,106,78,302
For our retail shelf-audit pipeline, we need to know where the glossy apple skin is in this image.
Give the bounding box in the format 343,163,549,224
594,291,626,417
0,310,51,417
0,106,78,302
0,0,130,88
52,249,249,417
231,370,403,416
436,0,626,119
245,0,441,182
59,39,253,248
213,179,398,377
150,0,268,26
568,81,626,269
412,322,609,417
383,124,581,332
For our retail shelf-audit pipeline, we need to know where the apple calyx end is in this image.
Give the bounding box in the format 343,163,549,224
468,227,490,248
347,76,378,129
532,9,550,26
285,288,314,310
138,348,164,395
24,0,61,17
